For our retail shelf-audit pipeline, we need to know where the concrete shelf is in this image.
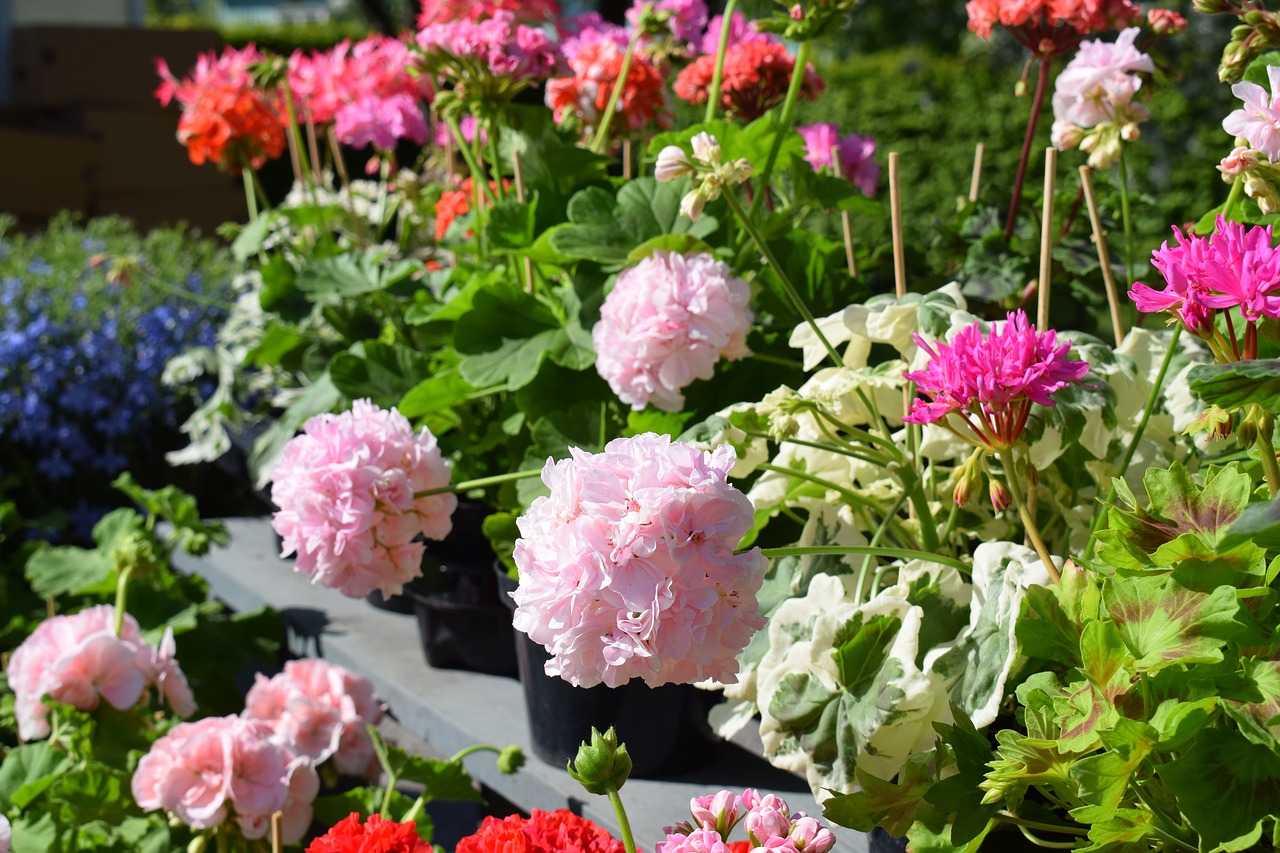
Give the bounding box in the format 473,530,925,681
171,517,870,853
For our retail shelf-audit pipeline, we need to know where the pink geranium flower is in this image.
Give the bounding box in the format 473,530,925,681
416,0,559,27
6,605,196,741
1223,64,1280,162
417,11,559,87
796,123,879,196
625,0,708,45
1051,27,1152,129
242,658,385,778
511,434,768,688
658,790,836,853
698,12,770,54
1130,216,1280,330
903,310,1089,450
269,399,457,599
592,251,753,412
132,716,319,843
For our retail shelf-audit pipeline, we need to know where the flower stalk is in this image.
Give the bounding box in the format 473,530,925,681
750,39,815,218
1005,55,1052,241
1001,450,1059,582
591,30,642,154
704,0,740,123
415,468,544,498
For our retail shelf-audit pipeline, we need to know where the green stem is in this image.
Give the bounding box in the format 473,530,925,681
1224,173,1245,221
1001,450,1059,583
749,39,814,219
241,168,259,222
704,0,739,123
488,120,507,202
1132,778,1199,851
591,31,641,155
749,350,805,370
1117,148,1135,287
738,427,889,467
722,189,842,367
992,813,1086,837
112,567,133,636
1256,412,1280,498
400,794,426,825
447,117,497,205
607,787,638,853
759,544,971,574
449,744,499,763
415,468,544,498
1084,325,1182,559
758,462,886,513
855,492,909,605
905,477,941,553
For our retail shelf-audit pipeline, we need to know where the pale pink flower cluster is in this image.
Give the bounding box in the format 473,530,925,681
904,310,1089,451
242,659,385,778
6,605,196,741
657,790,836,853
511,434,768,689
289,38,430,150
1050,27,1152,164
1130,216,1280,331
558,12,629,65
625,0,709,46
593,251,753,412
416,11,559,83
797,123,879,197
132,715,320,844
269,399,457,599
1223,64,1280,163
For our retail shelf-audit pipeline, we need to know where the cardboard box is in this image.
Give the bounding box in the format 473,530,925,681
81,107,238,194
10,26,220,108
0,125,98,217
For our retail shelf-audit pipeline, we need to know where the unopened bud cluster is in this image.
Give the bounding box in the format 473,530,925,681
654,132,753,221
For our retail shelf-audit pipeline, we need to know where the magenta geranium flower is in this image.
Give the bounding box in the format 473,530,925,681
592,251,753,412
269,399,457,599
511,434,767,689
1130,216,1280,332
903,310,1089,450
796,122,879,196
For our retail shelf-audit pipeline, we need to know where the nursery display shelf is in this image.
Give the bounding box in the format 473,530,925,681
171,517,870,852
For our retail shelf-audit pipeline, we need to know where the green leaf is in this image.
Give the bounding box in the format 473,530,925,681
1103,574,1239,673
627,233,714,262
549,178,718,264
329,342,435,408
0,742,74,809
822,757,935,836
1190,359,1280,411
231,212,271,261
832,613,902,692
1149,696,1218,752
482,512,520,576
1078,809,1155,852
296,252,420,304
246,321,304,368
381,741,483,803
1159,727,1280,852
485,196,538,250
248,373,341,487
624,409,693,438
1220,497,1280,551
1223,658,1280,755
398,369,476,420
1068,718,1157,823
24,543,112,598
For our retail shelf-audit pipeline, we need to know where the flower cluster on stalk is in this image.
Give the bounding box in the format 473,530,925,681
655,132,753,220
965,0,1141,56
657,790,836,853
1050,27,1154,168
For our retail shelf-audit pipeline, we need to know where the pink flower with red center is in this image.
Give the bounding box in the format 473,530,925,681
593,251,753,412
511,433,767,689
417,11,559,88
1130,216,1280,333
903,310,1089,451
796,122,879,196
1223,64,1280,162
416,0,559,27
242,659,385,778
132,716,319,843
269,399,457,599
6,605,196,741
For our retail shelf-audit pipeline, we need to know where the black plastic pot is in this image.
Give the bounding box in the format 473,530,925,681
512,630,722,777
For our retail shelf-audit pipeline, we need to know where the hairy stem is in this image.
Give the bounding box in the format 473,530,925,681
1004,55,1052,242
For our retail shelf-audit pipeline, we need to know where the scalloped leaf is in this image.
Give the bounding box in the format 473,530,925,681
1189,359,1280,412
1103,575,1240,673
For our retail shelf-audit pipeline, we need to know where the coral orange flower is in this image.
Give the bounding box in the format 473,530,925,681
546,39,671,136
308,813,430,853
674,40,823,121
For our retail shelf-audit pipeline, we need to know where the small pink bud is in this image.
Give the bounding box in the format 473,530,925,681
655,145,694,182
1219,146,1259,179
1148,8,1187,35
790,4,803,20
989,479,1011,512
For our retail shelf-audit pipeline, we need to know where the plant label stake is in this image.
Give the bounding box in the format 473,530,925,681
830,144,859,279
1078,165,1127,346
1038,147,1056,332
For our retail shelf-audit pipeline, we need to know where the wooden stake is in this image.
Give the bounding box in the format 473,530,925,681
829,145,858,279
969,142,985,204
1038,147,1056,331
305,118,322,180
283,118,304,185
512,148,536,294
1078,165,1127,346
271,811,283,853
622,139,633,180
889,151,905,297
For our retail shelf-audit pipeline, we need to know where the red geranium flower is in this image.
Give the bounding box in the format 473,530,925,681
674,40,823,121
434,177,511,241
307,813,430,853
545,40,671,137
456,809,626,853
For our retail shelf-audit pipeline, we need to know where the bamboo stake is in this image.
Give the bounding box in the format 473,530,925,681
271,811,283,853
1078,165,1127,346
512,148,536,294
829,145,858,279
1038,147,1057,331
622,139,633,180
969,142,985,203
889,151,905,298
305,118,322,180
283,117,304,185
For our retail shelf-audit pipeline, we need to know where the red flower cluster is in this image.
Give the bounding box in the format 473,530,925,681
434,178,512,241
417,0,559,27
674,41,823,121
455,809,626,853
965,0,1140,54
307,813,430,853
155,46,286,173
545,40,671,136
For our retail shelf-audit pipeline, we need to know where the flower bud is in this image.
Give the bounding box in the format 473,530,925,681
111,529,163,580
790,816,836,853
691,790,742,835
1238,409,1262,448
989,478,1011,513
789,4,804,20
690,131,722,165
567,727,632,795
1192,0,1230,12
654,146,694,182
187,835,209,853
1148,8,1187,35
679,187,708,221
1186,405,1233,442
1219,146,1260,179
498,744,525,774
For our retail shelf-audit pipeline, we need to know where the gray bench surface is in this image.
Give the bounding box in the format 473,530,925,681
171,517,869,852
